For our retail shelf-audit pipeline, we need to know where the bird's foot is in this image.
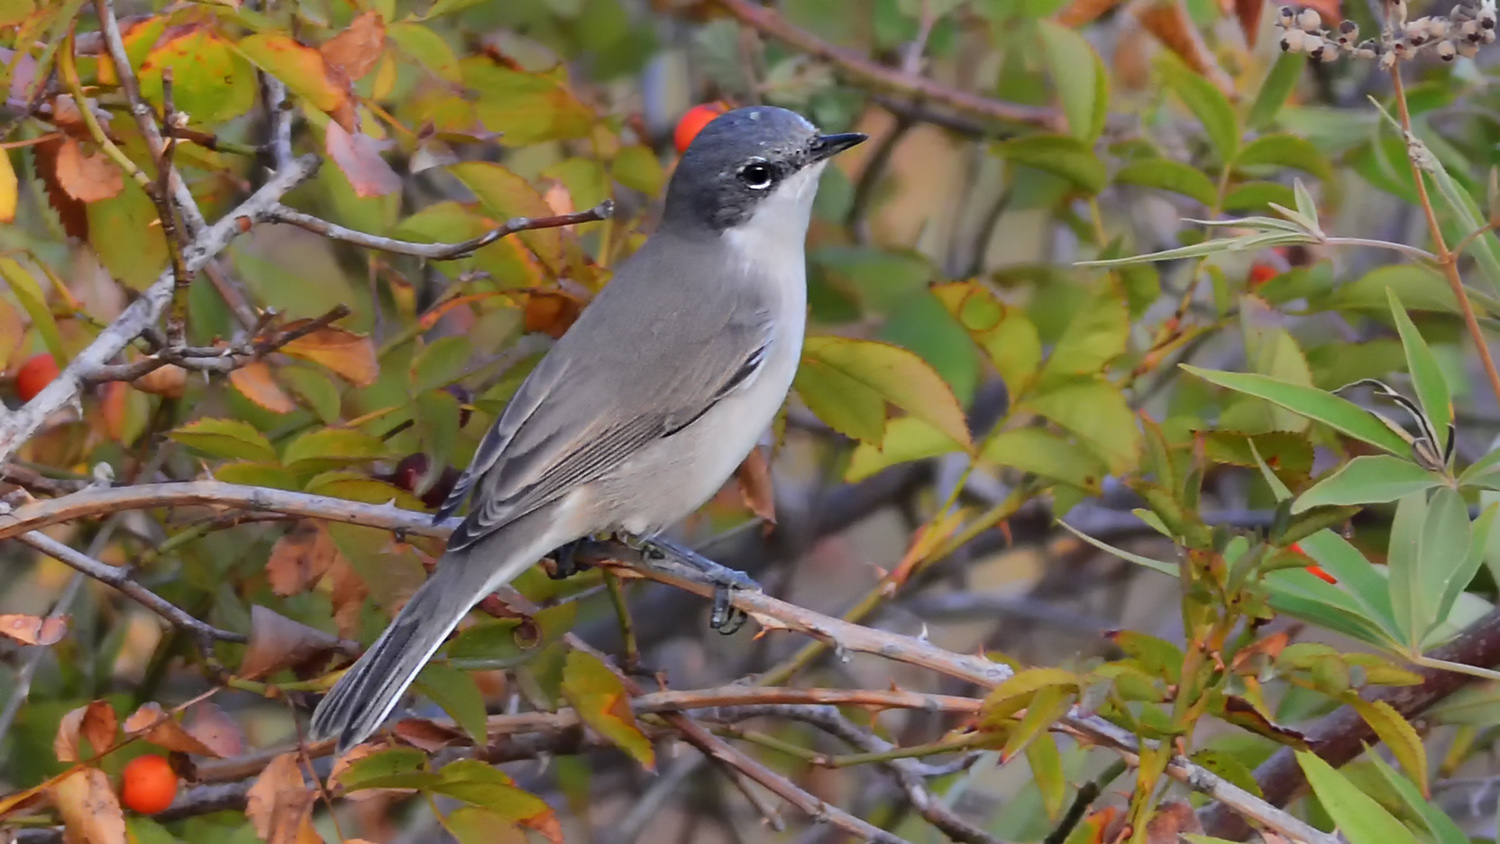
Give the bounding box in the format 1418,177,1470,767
711,585,748,635
544,539,593,580
621,534,757,635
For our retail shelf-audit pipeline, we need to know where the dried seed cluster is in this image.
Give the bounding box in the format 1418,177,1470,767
1276,0,1497,65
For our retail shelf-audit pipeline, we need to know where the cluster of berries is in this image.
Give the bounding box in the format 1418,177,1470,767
1276,0,1497,65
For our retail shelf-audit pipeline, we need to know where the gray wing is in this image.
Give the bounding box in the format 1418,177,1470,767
436,259,774,552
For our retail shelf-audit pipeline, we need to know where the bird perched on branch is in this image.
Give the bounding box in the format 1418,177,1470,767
310,106,865,752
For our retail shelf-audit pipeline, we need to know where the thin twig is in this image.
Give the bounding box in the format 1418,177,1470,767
714,0,1060,131
266,201,616,260
156,68,191,346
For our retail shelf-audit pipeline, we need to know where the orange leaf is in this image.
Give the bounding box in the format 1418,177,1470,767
560,651,654,771
131,363,188,398
1056,0,1126,27
230,361,297,413
245,753,317,844
1144,800,1202,842
54,136,124,203
0,613,66,645
890,508,968,585
33,137,89,239
49,768,126,844
1133,0,1237,97
325,121,401,198
279,323,378,386
55,700,117,762
320,11,386,81
237,32,356,132
419,292,504,330
522,289,585,339
240,605,343,680
266,521,340,596
1234,0,1265,46
733,446,776,525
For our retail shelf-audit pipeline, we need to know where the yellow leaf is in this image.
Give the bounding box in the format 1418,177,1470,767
0,149,16,222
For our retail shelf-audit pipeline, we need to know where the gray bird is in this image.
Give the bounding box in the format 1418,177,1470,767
310,106,864,752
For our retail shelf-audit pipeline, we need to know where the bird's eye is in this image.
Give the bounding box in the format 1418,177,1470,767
738,162,774,190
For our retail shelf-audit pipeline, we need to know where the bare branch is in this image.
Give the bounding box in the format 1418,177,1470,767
15,532,246,648
0,154,321,464
266,200,616,260
714,0,1061,131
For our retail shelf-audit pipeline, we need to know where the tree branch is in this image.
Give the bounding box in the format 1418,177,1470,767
713,0,1061,131
265,200,616,260
0,154,321,464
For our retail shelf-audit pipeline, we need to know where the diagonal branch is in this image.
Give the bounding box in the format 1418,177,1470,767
265,201,616,260
714,0,1061,131
0,154,321,464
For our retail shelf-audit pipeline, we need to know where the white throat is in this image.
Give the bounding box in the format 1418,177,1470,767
721,161,828,275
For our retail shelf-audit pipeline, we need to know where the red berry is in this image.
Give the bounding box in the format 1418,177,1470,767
120,755,177,815
15,353,59,402
392,453,429,493
674,102,729,155
1248,262,1279,286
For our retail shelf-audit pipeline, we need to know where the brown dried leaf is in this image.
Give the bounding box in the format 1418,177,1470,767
55,700,118,762
1056,0,1126,27
1144,800,1202,842
1234,0,1265,46
240,605,343,680
122,702,219,757
325,121,401,198
319,11,386,81
130,364,188,398
267,522,340,596
280,324,379,386
1132,0,1238,97
246,753,317,844
49,768,126,844
733,446,776,525
391,718,466,751
328,553,369,639
0,613,67,645
182,702,245,758
33,137,89,240
230,361,297,413
522,289,585,340
54,137,125,203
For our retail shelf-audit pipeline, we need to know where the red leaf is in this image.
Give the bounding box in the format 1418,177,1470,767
325,121,401,198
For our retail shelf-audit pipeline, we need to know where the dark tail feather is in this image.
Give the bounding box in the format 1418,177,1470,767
309,527,543,751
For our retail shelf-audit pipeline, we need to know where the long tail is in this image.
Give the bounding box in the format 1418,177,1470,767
309,517,558,752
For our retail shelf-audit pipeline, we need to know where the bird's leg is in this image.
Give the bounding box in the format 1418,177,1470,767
611,533,757,635
544,539,593,580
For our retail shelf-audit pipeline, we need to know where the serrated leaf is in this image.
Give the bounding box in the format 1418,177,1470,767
1039,280,1129,385
170,418,278,463
415,663,489,746
282,427,387,471
235,32,349,118
994,134,1107,195
1181,366,1411,456
561,650,654,770
798,336,972,450
1344,698,1427,796
1038,21,1108,143
983,426,1108,493
930,280,1042,396
1113,158,1218,205
846,417,965,482
0,257,64,362
1022,377,1139,474
1292,455,1443,513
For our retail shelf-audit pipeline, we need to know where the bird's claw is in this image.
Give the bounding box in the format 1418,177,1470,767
545,539,592,580
711,584,748,635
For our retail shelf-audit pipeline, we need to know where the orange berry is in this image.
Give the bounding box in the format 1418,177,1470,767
674,102,729,154
120,754,178,815
1247,262,1279,286
15,353,59,402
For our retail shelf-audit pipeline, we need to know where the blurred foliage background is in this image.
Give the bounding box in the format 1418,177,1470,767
7,0,1500,842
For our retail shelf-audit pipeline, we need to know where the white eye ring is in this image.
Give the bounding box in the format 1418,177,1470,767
739,161,774,190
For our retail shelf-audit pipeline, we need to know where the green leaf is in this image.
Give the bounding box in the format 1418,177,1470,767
212,461,299,490
1296,751,1422,844
410,335,472,395
930,281,1042,396
1234,133,1332,180
282,427,388,472
387,21,462,82
1343,697,1428,796
561,650,654,770
1222,181,1297,214
303,472,426,510
1181,366,1411,456
1246,52,1306,131
0,257,64,361
444,808,527,844
983,426,1108,493
1025,736,1067,820
1113,158,1218,206
464,60,595,147
1291,455,1443,513
1331,265,1461,315
1157,53,1239,163
1038,21,1107,143
445,603,576,667
448,161,567,270
1428,499,1494,646
846,417,965,482
1001,684,1071,759
612,145,665,196
799,336,973,450
1387,289,1452,457
86,180,169,291
235,33,347,114
279,366,342,425
1387,491,1428,649
139,29,256,124
333,747,429,792
1038,280,1128,385
1056,520,1179,577
1022,377,1140,474
1365,753,1466,842
1075,230,1312,268
1297,529,1398,634
169,418,278,463
434,760,557,829
994,134,1107,195
415,663,489,746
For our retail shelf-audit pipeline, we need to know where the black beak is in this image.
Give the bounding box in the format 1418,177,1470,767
811,132,867,162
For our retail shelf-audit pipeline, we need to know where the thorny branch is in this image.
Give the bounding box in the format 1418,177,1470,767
266,200,617,260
